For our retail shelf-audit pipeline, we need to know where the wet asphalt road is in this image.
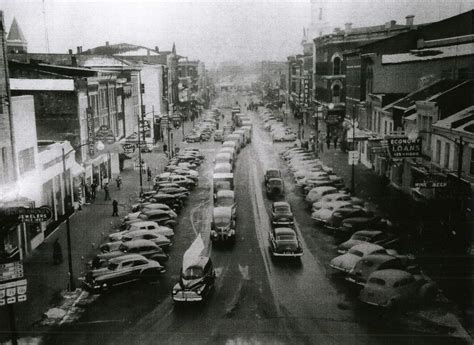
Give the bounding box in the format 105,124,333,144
40,104,461,345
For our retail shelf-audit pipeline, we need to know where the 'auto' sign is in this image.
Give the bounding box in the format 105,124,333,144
387,137,421,158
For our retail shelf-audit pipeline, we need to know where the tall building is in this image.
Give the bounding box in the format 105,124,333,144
309,0,331,38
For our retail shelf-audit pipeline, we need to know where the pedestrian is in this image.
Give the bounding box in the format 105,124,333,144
163,143,168,155
333,136,338,149
104,182,111,201
326,135,331,149
147,167,152,182
90,182,97,201
112,199,119,216
116,175,122,190
53,239,63,264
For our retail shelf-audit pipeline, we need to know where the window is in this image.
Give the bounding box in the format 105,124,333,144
444,142,450,168
470,148,474,175
332,84,341,103
18,147,35,175
435,140,441,163
333,57,341,75
384,121,387,135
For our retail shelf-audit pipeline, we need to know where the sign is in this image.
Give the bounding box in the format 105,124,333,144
122,143,136,154
302,76,311,108
414,174,448,189
0,262,23,282
326,113,341,124
140,120,150,131
387,137,421,158
1,206,53,223
0,279,27,306
348,150,359,165
160,117,169,126
86,108,95,156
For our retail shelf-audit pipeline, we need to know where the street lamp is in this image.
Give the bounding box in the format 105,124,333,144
61,140,104,291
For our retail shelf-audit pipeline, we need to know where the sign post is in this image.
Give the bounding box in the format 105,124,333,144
348,150,359,165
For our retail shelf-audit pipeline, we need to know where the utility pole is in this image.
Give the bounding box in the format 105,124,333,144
351,106,356,194
137,113,143,195
61,147,75,292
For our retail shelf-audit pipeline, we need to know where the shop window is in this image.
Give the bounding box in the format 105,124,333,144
332,84,341,103
444,142,450,169
18,147,35,175
435,140,441,163
470,148,474,175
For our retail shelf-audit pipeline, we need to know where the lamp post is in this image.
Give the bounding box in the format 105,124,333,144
351,106,356,194
61,140,104,291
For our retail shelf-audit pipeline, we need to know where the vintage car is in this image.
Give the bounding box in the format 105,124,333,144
127,202,175,216
92,240,169,267
295,171,328,187
172,235,215,303
264,169,282,184
268,227,303,257
214,190,236,220
135,209,177,229
312,199,361,213
337,230,400,254
346,253,407,286
210,207,236,243
359,269,438,308
335,216,393,239
110,222,174,241
83,254,165,292
120,230,171,250
324,208,374,230
182,147,205,160
214,162,233,174
138,193,183,212
311,202,359,225
305,186,340,204
312,193,364,211
185,132,201,143
154,187,190,200
270,201,294,227
124,207,177,222
266,178,285,198
329,243,387,274
214,129,224,142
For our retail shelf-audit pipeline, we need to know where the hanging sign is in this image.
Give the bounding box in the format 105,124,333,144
387,137,421,158
348,150,359,165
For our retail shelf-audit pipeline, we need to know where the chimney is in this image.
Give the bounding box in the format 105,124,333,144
68,49,73,55
405,15,415,27
344,22,352,33
334,27,341,34
77,46,81,54
385,20,396,29
155,46,159,53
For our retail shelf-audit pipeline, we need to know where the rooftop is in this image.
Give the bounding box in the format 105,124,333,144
7,17,27,43
10,78,75,91
382,42,474,64
432,105,474,134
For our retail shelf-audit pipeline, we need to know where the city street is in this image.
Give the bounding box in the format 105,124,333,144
28,103,464,345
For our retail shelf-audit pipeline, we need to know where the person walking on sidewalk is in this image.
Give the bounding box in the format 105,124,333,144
326,135,331,150
147,167,152,181
112,200,119,216
104,183,111,201
333,136,338,149
90,182,97,201
116,175,122,190
53,239,63,264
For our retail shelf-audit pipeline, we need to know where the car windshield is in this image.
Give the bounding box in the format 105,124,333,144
269,180,283,186
214,217,230,227
275,206,290,213
348,248,364,257
122,236,133,242
217,197,233,206
119,244,128,252
277,234,295,241
215,181,231,190
107,262,119,271
267,171,280,178
368,277,386,286
183,267,203,279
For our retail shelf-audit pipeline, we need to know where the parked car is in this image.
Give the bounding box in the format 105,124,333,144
140,193,183,212
268,227,303,257
214,162,232,174
324,208,374,230
312,193,364,211
129,202,174,214
214,190,236,219
311,202,359,225
110,222,174,240
83,254,165,292
264,169,282,184
214,130,224,142
337,230,400,254
329,243,387,274
305,186,340,204
346,253,407,286
124,208,177,223
270,201,294,227
92,240,169,267
120,230,172,250
210,207,236,243
335,216,393,239
136,209,178,228
359,269,438,308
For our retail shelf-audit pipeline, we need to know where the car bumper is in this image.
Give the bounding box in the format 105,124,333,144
345,275,365,286
311,216,329,224
329,264,351,273
271,251,303,257
210,230,235,241
173,291,203,302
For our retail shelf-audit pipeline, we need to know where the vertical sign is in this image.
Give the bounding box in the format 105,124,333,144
86,107,95,156
302,75,311,108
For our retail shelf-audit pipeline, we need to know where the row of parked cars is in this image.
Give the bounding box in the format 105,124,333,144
257,108,440,310
260,110,297,142
81,141,208,293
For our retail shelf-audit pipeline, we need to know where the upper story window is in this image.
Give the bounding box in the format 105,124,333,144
333,57,341,75
18,147,35,175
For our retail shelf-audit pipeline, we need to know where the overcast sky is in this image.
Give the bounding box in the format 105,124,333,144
2,0,473,67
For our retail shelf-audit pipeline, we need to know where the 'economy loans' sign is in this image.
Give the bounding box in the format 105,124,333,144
387,137,421,158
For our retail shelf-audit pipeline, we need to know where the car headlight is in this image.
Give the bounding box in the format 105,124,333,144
172,289,178,295
343,223,353,228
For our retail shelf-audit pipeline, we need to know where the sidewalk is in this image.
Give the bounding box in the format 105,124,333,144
0,117,200,341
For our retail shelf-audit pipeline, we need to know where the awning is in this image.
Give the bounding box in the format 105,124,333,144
70,161,85,176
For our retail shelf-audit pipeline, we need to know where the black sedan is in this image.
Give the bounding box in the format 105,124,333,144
335,216,393,239
270,201,294,227
325,208,375,230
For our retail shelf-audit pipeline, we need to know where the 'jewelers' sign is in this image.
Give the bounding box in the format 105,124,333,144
388,137,421,158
